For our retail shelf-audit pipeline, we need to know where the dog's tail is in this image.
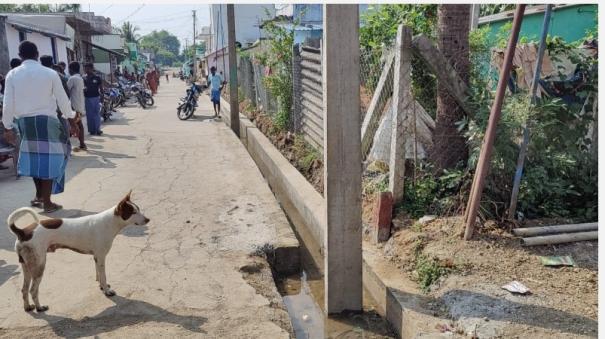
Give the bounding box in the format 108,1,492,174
7,207,40,240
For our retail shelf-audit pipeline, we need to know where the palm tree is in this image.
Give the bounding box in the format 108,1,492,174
430,5,471,171
120,22,140,43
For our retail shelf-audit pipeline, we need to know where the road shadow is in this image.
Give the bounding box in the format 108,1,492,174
0,259,19,287
120,224,149,238
185,115,219,123
387,288,597,337
98,134,137,141
86,149,136,160
31,295,207,337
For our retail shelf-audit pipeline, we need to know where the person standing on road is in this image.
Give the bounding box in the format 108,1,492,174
67,62,87,151
2,41,77,212
83,63,104,136
208,66,225,118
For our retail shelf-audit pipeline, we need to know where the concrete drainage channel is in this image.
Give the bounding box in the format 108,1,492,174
221,105,396,338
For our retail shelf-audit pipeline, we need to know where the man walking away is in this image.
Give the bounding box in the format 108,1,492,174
67,62,87,151
83,63,104,136
208,66,225,118
2,41,77,212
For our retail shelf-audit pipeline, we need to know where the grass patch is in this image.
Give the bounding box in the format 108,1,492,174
411,238,453,292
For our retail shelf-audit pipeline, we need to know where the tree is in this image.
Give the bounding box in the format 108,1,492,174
139,30,180,56
430,5,471,171
119,22,140,43
155,49,177,66
0,4,80,12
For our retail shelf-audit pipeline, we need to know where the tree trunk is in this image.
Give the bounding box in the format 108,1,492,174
431,5,470,171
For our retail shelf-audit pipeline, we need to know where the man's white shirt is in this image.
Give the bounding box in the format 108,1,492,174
2,59,75,129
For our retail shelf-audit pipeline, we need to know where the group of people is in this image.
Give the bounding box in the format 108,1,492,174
0,41,106,213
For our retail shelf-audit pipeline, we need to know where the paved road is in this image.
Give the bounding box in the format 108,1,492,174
0,78,292,337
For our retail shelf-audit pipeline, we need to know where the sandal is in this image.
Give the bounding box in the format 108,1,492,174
44,203,63,213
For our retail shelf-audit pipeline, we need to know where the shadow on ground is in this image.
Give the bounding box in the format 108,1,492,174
31,295,207,337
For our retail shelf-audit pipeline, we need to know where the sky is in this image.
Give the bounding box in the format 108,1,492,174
81,4,211,50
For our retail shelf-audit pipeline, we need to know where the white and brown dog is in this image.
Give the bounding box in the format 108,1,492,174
7,192,149,312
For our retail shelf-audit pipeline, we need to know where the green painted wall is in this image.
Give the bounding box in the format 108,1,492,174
92,48,110,63
479,4,597,44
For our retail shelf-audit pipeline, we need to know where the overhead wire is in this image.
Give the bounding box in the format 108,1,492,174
116,4,146,24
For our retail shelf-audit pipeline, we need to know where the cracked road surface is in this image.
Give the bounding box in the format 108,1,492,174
0,78,292,338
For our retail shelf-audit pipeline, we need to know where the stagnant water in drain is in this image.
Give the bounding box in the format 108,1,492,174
276,271,395,338
271,197,395,338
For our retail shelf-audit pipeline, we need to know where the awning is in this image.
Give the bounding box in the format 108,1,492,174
7,19,71,41
84,40,126,57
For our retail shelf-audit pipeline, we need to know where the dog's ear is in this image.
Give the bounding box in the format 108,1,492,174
114,193,134,220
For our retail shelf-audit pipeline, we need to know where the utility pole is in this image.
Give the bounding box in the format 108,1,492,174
323,4,362,314
227,4,239,136
192,10,197,81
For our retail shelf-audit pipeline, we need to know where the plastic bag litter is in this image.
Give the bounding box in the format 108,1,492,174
501,281,531,295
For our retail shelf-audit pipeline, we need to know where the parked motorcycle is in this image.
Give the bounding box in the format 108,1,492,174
177,83,202,120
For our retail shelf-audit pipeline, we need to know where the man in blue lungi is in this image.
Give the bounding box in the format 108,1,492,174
83,63,104,136
208,66,225,118
2,41,77,213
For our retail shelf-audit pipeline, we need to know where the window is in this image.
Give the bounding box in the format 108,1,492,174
18,31,26,42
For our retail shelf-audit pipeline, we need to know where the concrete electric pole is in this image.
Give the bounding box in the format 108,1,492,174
226,4,239,136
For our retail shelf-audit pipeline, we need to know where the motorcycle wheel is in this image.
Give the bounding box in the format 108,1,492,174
177,103,194,120
145,96,155,107
138,95,147,109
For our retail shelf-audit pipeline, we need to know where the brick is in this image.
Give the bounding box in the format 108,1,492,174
373,191,393,243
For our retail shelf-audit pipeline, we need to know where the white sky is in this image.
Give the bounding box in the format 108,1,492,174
81,4,211,50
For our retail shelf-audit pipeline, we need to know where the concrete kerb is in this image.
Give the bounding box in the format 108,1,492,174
220,97,442,338
220,97,300,276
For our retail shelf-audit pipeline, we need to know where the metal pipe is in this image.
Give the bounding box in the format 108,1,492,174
464,5,526,240
521,231,598,246
507,4,553,220
512,222,597,237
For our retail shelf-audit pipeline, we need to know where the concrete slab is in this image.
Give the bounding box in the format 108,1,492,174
0,78,296,337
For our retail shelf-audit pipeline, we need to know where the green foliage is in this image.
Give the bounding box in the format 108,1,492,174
140,30,181,56
155,49,177,66
415,254,450,292
360,4,438,114
403,167,469,218
260,20,295,130
292,136,320,173
119,22,140,43
0,4,80,13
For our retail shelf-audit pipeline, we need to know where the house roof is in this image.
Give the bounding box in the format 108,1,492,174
5,17,71,41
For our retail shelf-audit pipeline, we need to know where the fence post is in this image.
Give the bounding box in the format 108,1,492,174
507,4,552,220
464,5,526,240
292,43,302,133
389,25,413,205
323,4,362,314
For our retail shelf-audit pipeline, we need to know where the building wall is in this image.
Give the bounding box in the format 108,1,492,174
210,4,275,51
479,4,597,43
5,24,21,61
55,38,68,64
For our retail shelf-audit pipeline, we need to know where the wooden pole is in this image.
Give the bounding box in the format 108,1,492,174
226,4,240,136
323,4,362,314
507,4,553,220
521,231,598,246
389,25,413,205
463,5,526,240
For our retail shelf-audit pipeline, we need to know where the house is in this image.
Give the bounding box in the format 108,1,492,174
0,14,71,75
478,4,598,43
91,34,127,80
0,12,112,76
272,4,372,45
205,4,276,78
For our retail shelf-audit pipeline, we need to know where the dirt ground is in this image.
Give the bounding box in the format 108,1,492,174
241,101,324,194
365,207,598,338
